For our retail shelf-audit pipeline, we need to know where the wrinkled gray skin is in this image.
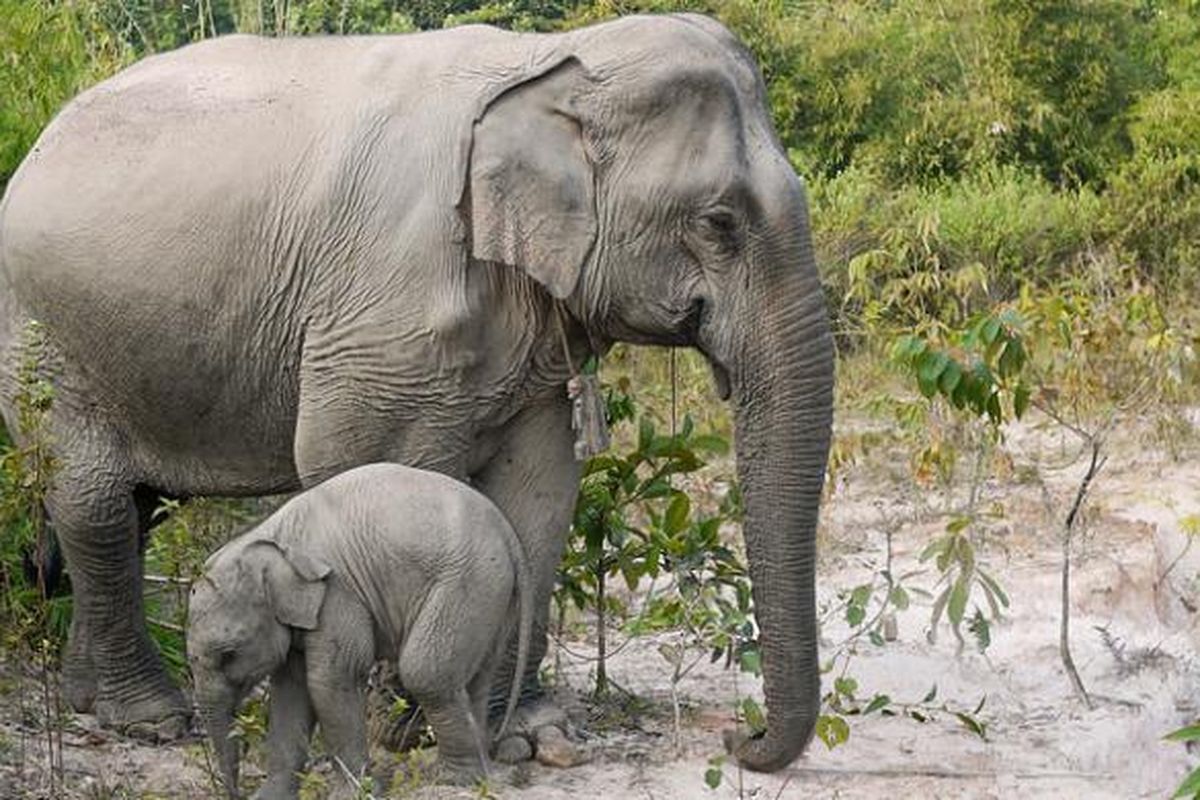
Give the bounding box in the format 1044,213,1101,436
0,13,833,769
188,463,532,798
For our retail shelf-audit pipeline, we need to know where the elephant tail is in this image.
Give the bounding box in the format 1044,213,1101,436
496,517,533,743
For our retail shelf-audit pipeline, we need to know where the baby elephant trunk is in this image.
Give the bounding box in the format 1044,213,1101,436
197,678,242,799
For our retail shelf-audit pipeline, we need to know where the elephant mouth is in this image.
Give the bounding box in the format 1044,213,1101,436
687,298,732,401
708,358,732,401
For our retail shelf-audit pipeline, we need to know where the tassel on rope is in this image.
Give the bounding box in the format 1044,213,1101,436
555,306,610,461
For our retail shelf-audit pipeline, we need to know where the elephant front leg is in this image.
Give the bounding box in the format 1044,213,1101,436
255,650,315,800
47,463,190,739
304,607,374,799
471,399,582,762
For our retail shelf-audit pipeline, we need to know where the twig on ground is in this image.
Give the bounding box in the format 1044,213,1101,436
146,617,186,634
1058,432,1105,711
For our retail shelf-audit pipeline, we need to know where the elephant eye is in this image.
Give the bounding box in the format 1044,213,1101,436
695,210,741,254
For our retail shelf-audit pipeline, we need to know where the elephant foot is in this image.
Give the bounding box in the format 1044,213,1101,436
495,697,583,768
62,655,98,713
95,683,191,742
432,756,492,788
252,774,304,800
62,625,97,712
493,733,532,764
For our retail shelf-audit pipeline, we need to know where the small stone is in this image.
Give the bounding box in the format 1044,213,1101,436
882,612,899,642
534,726,581,769
494,734,533,764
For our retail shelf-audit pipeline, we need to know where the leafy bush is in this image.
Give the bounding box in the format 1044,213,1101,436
555,379,747,697
0,0,129,189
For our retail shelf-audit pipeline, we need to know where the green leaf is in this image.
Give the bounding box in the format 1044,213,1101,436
864,694,891,714
946,515,971,535
1165,724,1200,742
968,607,991,652
955,712,988,740
738,648,762,676
704,766,723,790
919,537,949,562
640,478,673,499
948,574,970,626
936,540,955,573
741,698,767,735
891,334,927,364
929,586,950,635
1172,768,1200,799
997,337,1026,379
977,569,1010,609
981,317,1002,346
917,351,949,398
621,560,642,592
637,416,654,453
850,583,873,607
985,392,1003,425
1013,381,1032,419
664,493,690,536
938,360,963,396
815,714,850,750
834,676,858,699
846,603,865,628
889,585,910,611
691,434,729,455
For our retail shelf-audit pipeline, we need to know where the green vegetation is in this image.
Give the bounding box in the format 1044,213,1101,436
554,379,750,698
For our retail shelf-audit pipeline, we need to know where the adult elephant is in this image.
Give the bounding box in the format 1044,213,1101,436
0,14,833,770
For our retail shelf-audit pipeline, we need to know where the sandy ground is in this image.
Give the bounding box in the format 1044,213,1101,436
2,411,1198,799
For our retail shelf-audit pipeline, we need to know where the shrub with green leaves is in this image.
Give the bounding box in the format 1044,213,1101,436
0,322,67,654
555,380,746,697
0,0,130,189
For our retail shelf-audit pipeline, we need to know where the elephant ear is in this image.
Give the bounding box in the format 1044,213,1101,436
465,57,597,300
254,539,331,631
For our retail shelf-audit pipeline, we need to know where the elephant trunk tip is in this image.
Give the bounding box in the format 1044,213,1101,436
723,711,816,773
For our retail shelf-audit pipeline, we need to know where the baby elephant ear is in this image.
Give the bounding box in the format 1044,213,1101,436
280,548,331,583
259,542,331,631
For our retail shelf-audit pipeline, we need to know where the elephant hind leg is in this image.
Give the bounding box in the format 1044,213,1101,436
398,588,495,783
404,684,492,786
46,444,188,738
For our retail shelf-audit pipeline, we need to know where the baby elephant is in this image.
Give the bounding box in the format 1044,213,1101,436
186,463,531,799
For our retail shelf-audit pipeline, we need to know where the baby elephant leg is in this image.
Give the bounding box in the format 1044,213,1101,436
399,588,495,784
255,651,314,800
420,688,492,784
304,606,375,798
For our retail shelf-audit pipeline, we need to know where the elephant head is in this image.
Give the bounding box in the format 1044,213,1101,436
463,15,834,770
187,527,331,798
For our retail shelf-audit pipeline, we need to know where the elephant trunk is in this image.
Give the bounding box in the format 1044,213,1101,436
725,252,834,772
197,678,242,799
